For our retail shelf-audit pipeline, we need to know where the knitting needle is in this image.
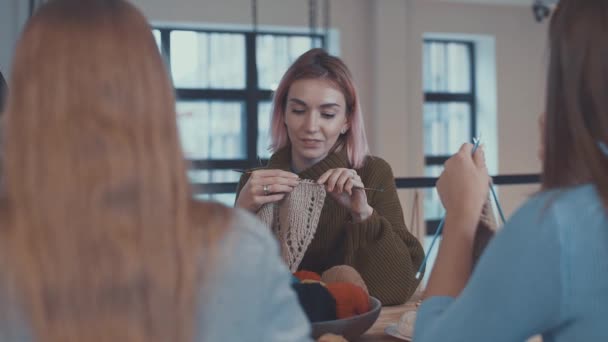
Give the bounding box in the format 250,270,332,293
489,182,506,224
415,138,481,280
231,169,385,192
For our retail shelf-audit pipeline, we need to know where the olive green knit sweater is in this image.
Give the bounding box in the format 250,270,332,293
236,147,425,305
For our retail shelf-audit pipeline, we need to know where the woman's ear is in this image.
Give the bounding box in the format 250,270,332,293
341,123,350,135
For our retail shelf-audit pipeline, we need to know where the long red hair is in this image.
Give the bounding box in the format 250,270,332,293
0,0,228,340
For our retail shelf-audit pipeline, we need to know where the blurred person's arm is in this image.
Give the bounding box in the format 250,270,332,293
196,208,312,342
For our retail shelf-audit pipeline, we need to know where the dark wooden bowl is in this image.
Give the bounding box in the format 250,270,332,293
311,296,382,340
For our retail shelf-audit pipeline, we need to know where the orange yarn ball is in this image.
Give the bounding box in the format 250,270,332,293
293,270,322,282
325,282,370,319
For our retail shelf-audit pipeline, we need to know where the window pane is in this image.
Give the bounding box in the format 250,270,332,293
153,30,161,51
423,102,471,156
423,41,471,93
257,35,323,90
177,101,245,159
188,170,241,184
424,166,443,220
171,31,245,89
190,171,239,206
257,101,273,159
194,193,237,206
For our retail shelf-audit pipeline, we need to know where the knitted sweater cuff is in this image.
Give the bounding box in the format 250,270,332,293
345,210,385,250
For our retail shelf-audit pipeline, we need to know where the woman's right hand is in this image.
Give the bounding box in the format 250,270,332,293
235,169,300,212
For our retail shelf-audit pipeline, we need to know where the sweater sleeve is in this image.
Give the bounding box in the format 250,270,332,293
342,158,425,305
413,195,564,342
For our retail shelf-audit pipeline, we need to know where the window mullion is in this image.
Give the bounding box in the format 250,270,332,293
468,42,477,138
161,29,172,75
246,32,258,165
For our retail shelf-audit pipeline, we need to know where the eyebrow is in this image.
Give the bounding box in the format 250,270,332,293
288,98,341,109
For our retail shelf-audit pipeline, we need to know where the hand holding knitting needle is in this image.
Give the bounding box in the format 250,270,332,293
235,169,300,212
317,168,374,223
436,143,490,238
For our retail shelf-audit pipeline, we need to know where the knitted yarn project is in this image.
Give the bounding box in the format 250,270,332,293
256,180,326,272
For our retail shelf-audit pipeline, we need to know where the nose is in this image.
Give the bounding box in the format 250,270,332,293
303,111,320,133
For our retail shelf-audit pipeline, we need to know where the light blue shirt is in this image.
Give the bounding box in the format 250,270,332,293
0,209,313,342
197,209,312,341
415,184,608,342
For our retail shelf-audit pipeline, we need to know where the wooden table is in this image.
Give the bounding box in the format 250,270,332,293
353,295,544,342
355,299,418,341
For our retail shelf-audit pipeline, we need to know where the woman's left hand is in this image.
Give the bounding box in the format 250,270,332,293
317,168,373,222
436,143,489,236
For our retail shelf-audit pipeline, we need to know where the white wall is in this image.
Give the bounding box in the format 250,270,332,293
0,0,549,225
371,0,547,218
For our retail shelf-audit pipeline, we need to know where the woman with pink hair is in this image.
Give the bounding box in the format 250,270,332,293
236,48,424,305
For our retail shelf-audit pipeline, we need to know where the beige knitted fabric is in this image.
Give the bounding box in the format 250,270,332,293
256,180,326,272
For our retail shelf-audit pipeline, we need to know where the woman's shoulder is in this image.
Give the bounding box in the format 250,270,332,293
359,154,392,171
522,184,602,214
190,200,278,256
227,207,277,249
506,184,605,236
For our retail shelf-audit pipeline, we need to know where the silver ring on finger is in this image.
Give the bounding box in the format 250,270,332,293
263,184,270,196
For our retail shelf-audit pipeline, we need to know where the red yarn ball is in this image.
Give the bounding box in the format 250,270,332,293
293,270,322,282
325,282,370,319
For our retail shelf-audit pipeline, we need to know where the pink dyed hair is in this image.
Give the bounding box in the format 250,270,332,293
269,48,370,169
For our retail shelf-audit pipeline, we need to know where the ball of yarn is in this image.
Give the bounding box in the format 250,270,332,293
294,270,322,282
325,282,370,319
317,333,348,342
301,279,326,286
292,282,337,323
321,265,369,295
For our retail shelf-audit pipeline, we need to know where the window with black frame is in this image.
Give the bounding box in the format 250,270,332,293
152,28,324,205
422,39,477,235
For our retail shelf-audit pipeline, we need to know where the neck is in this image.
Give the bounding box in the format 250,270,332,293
290,148,325,173
291,139,347,173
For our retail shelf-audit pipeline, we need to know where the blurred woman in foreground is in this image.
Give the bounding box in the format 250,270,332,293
0,0,311,341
